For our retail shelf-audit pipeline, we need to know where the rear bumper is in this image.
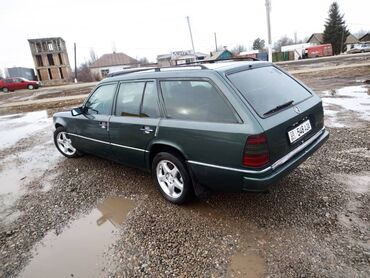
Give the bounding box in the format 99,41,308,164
188,127,329,192
242,128,329,191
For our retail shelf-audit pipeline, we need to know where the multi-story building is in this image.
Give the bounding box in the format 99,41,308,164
28,37,72,85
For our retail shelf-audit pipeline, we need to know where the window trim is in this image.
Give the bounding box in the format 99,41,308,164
158,77,242,124
113,79,161,119
83,82,118,116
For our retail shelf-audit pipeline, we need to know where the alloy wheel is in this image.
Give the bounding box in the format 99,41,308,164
156,160,184,199
56,131,76,156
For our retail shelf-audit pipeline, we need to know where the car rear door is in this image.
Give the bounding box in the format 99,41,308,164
5,78,16,91
227,65,324,164
67,83,117,158
109,80,160,169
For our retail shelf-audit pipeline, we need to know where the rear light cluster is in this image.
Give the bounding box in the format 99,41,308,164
243,134,270,167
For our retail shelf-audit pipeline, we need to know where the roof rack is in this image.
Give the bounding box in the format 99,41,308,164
107,64,208,78
107,67,156,77
199,57,260,63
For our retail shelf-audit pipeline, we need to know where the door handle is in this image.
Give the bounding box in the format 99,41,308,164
140,126,154,134
99,121,107,129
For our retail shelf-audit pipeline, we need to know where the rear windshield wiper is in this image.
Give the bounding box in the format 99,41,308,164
263,100,294,116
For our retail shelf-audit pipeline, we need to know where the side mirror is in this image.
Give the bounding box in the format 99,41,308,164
71,107,84,116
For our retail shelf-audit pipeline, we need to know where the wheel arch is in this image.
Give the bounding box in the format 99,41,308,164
54,117,67,130
147,142,188,170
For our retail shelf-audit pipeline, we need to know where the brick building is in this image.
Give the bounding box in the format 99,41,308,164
28,37,72,85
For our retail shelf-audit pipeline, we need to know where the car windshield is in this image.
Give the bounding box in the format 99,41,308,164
227,66,312,117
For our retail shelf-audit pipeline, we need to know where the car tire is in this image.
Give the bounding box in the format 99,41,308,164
27,84,34,90
53,126,83,158
152,152,193,204
2,87,9,93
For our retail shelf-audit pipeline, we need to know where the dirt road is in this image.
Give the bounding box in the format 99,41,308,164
0,65,369,277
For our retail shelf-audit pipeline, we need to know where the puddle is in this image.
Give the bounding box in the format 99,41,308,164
0,110,51,150
0,138,61,225
321,86,370,127
336,172,370,194
19,197,135,278
226,252,265,278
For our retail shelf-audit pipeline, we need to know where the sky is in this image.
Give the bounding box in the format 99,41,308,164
0,0,369,72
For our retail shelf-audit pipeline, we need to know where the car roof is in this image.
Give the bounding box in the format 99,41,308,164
101,61,271,83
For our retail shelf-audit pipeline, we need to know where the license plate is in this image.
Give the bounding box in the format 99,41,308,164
288,120,312,143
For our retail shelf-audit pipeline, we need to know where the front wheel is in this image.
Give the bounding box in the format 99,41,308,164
53,126,83,158
2,87,9,93
27,84,34,90
152,152,193,204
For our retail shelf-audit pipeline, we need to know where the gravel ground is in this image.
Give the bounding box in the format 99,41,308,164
0,68,369,277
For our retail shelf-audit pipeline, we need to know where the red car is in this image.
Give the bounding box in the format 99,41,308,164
0,77,40,92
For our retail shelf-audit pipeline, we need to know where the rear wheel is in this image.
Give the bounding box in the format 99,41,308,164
53,126,83,158
152,152,193,204
27,84,34,90
2,87,9,93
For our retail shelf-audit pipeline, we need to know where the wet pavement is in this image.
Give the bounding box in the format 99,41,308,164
0,74,369,277
19,197,135,278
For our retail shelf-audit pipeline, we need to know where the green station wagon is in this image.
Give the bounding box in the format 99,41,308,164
53,61,329,204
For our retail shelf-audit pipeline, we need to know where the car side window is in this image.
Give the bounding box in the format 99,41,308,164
5,79,13,83
115,81,159,118
141,82,159,118
115,82,145,117
85,84,116,115
160,80,238,123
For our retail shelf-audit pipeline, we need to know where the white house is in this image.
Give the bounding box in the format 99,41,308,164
89,52,139,79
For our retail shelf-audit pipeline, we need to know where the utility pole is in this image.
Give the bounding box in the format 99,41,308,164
214,32,218,51
74,42,77,83
265,0,272,62
186,16,197,62
340,28,345,54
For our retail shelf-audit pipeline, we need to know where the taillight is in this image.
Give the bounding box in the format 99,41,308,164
243,134,270,167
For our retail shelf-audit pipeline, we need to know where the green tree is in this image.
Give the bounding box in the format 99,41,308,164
252,38,265,51
323,2,350,55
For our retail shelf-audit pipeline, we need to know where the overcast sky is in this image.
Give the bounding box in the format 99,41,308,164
0,0,369,71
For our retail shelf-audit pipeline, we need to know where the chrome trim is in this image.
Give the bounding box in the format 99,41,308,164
187,160,272,174
68,133,110,145
187,127,326,174
110,142,149,152
67,133,149,152
271,127,325,170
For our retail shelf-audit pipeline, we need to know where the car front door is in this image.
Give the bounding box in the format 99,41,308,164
67,83,117,158
14,78,25,90
109,80,160,169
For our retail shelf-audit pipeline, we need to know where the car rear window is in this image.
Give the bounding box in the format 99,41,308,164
227,66,312,117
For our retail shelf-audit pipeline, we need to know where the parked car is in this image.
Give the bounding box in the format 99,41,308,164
347,44,370,54
0,77,40,92
53,61,329,204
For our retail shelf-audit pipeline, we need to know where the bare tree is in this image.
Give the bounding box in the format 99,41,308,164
231,44,247,55
89,49,98,64
273,36,294,52
76,63,94,82
139,57,149,65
